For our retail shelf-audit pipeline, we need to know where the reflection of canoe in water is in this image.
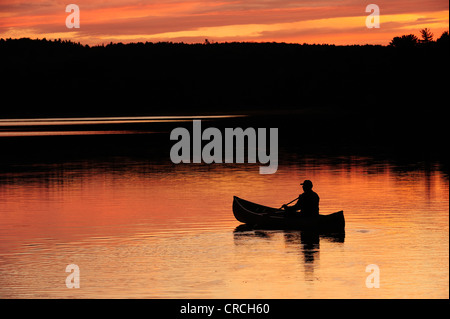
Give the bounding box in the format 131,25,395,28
233,196,345,231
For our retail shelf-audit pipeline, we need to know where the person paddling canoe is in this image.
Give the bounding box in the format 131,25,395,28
282,180,319,217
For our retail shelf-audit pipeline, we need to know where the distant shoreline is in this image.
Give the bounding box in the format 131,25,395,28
1,37,385,48
1,37,448,132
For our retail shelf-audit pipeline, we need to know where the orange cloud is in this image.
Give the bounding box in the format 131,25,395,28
0,0,448,45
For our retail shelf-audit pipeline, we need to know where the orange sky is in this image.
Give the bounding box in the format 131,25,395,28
0,0,448,45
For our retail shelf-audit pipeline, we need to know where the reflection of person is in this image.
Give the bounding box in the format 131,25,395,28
282,180,319,217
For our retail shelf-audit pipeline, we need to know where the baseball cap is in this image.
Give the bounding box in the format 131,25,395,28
300,180,313,187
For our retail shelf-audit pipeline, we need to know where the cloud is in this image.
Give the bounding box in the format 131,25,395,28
0,0,448,45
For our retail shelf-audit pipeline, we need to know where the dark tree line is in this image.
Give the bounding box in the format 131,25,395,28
0,30,448,120
389,28,449,48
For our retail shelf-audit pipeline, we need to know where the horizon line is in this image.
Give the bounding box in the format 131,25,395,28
3,35,448,48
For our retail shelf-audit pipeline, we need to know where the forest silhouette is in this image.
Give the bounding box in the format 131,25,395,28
0,30,448,120
0,30,448,165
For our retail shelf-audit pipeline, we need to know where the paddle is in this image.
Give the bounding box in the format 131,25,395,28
278,196,299,210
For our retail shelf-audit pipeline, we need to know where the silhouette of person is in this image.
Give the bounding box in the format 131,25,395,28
282,180,319,217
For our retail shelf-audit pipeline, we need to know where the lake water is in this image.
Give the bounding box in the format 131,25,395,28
0,116,448,299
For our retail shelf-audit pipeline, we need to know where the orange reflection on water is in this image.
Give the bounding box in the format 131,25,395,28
0,156,448,298
0,131,156,137
0,115,245,126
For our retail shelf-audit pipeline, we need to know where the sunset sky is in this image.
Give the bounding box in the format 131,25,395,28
0,0,448,45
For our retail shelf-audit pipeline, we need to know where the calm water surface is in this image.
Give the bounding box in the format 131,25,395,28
0,117,448,298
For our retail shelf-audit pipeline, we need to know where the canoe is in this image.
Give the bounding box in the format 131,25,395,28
233,196,345,231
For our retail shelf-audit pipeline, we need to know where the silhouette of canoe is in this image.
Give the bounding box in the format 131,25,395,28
233,196,345,231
